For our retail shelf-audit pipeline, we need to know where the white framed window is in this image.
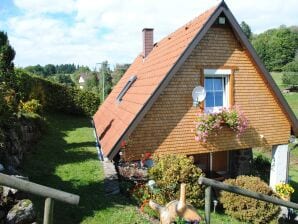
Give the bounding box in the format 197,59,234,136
204,69,231,113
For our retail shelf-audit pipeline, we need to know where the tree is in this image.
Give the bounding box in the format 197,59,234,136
47,73,74,86
112,63,130,86
282,60,298,87
24,64,81,77
240,21,252,40
85,72,99,92
44,64,56,76
0,31,17,120
0,31,15,78
56,64,76,74
252,26,298,71
24,65,45,76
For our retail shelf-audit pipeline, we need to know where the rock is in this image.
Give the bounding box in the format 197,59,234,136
6,199,36,224
0,164,4,172
2,176,29,199
2,186,18,197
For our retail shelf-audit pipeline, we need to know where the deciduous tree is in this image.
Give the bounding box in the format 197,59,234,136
240,21,252,40
252,26,298,71
112,63,130,86
0,31,15,80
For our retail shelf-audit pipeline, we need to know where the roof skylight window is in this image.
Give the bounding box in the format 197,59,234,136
116,75,137,103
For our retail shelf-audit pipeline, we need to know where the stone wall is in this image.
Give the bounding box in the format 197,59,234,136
0,118,42,223
0,118,43,173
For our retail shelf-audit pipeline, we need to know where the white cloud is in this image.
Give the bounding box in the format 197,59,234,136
13,0,76,14
2,0,298,67
227,0,298,33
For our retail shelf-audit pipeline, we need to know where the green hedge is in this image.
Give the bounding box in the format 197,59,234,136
14,69,100,116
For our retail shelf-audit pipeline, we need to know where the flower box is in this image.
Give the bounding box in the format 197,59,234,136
194,107,248,142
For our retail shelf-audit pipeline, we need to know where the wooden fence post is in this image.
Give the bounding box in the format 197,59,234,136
205,186,211,224
43,198,54,224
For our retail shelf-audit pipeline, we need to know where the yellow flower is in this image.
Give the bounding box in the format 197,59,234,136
275,183,294,197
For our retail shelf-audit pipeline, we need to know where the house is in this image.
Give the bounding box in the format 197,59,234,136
78,73,87,89
93,1,298,188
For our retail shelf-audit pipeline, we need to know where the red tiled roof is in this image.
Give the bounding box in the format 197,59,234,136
93,5,218,158
93,1,298,159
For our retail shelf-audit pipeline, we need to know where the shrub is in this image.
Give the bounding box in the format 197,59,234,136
283,60,298,72
0,82,17,124
14,69,100,116
19,99,42,114
282,60,298,87
220,176,280,224
282,72,298,87
148,155,205,207
252,154,271,183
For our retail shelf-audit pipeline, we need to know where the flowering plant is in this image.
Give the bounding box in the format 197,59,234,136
275,182,294,198
194,107,248,142
141,152,152,167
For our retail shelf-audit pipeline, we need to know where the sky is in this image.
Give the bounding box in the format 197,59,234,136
1,0,298,69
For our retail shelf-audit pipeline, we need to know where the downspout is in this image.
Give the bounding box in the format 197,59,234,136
91,118,104,161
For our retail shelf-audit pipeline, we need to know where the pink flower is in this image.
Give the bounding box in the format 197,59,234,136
194,106,248,142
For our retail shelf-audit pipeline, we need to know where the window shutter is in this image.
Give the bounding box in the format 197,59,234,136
199,69,204,111
229,70,235,107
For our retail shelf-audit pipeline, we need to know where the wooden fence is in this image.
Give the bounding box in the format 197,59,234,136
199,176,298,224
0,173,80,224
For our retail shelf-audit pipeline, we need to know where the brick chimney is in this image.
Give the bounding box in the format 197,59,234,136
142,28,154,58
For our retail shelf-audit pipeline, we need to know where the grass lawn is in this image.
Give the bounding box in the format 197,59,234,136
271,72,287,89
22,113,150,224
21,113,245,224
285,93,298,116
198,210,245,224
271,72,298,116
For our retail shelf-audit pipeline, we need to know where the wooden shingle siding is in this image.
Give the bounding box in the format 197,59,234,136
124,26,291,160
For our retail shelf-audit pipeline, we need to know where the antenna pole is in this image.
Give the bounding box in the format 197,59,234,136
96,62,110,101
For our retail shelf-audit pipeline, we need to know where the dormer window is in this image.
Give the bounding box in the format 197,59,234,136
116,75,137,103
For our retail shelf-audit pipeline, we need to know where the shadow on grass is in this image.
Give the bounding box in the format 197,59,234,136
21,113,135,223
290,180,298,203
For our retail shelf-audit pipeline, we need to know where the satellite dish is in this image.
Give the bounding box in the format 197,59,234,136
192,86,206,107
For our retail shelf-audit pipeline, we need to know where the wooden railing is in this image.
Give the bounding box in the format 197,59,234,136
199,176,298,224
0,173,80,224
